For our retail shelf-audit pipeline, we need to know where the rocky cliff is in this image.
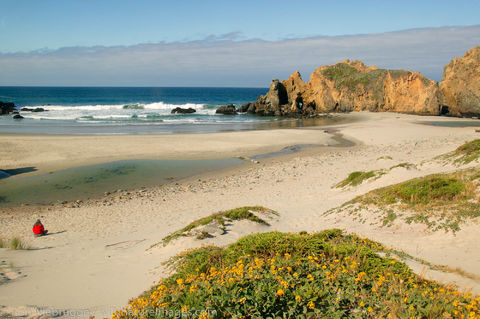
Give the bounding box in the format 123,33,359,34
242,60,441,117
440,46,480,117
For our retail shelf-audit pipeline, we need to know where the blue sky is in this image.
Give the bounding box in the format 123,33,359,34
0,0,479,86
1,0,479,52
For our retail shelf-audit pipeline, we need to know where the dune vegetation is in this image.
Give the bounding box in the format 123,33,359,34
331,168,480,232
159,206,277,245
335,171,380,188
440,139,480,165
112,230,479,318
335,163,417,189
0,237,29,250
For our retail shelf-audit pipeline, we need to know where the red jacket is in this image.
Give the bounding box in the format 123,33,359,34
33,224,45,235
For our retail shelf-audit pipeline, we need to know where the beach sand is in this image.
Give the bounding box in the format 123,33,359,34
0,112,479,318
0,122,344,176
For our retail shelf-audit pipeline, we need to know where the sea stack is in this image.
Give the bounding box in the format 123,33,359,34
440,46,480,117
246,60,440,117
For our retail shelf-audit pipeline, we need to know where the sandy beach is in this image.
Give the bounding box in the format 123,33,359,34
1,112,479,318
0,122,344,176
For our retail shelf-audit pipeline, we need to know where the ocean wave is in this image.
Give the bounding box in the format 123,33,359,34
35,101,205,112
18,101,217,122
123,104,144,110
202,104,223,110
15,102,277,128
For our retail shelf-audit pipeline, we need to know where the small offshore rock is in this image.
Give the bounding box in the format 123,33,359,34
215,104,238,115
171,107,196,114
0,101,15,115
21,107,46,112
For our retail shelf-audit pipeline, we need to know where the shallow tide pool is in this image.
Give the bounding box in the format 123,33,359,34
0,158,242,207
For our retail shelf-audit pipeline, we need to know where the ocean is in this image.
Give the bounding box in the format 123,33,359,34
0,86,351,134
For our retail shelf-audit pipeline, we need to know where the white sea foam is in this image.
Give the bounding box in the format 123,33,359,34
19,102,218,122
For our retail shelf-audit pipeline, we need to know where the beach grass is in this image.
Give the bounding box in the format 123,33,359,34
452,139,480,164
160,206,277,245
113,230,479,319
0,237,29,250
332,168,480,232
335,170,383,188
389,162,416,170
336,163,416,189
438,139,480,165
376,155,393,160
9,237,29,250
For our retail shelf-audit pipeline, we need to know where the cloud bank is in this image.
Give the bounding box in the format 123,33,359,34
1,26,479,87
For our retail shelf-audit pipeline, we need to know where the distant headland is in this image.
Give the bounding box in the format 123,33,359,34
239,46,480,118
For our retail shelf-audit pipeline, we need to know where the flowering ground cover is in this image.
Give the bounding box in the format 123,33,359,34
113,230,479,318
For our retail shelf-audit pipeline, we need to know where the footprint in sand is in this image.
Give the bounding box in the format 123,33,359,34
0,264,24,284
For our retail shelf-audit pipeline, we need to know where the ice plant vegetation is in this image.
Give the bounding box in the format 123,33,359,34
331,168,480,232
112,230,479,318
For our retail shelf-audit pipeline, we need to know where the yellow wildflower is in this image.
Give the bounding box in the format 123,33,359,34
198,311,209,319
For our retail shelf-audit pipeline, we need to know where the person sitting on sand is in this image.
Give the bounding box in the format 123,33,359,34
32,219,48,237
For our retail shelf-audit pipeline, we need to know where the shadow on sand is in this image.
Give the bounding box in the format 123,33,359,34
0,167,37,179
45,230,67,236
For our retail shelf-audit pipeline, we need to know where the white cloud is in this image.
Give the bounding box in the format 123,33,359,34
1,26,479,86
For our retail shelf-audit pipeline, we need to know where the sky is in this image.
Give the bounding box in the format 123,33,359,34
0,0,479,86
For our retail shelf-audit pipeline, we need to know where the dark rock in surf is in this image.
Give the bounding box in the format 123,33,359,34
215,104,238,115
0,101,15,115
21,107,46,112
238,103,252,113
13,114,24,119
171,107,196,114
